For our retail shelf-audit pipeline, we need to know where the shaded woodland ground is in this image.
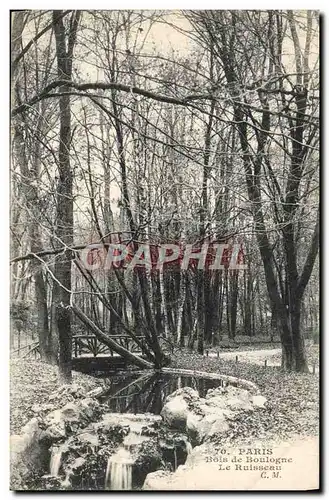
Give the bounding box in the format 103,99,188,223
11,343,319,444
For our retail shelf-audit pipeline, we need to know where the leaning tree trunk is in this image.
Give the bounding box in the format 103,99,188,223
108,91,164,366
72,304,153,369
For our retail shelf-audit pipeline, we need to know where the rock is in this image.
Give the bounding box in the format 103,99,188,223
86,387,104,398
159,431,191,471
132,439,164,487
162,383,260,442
60,429,100,464
161,397,189,430
187,411,229,444
141,421,162,437
11,378,266,491
143,470,172,490
184,444,208,467
96,422,130,446
61,403,81,424
207,416,230,439
21,417,41,437
205,386,252,407
79,398,100,421
31,403,55,417
205,387,225,399
95,413,151,446
10,419,49,490
37,474,63,490
48,384,85,403
11,419,43,460
252,395,267,408
67,456,86,477
43,410,66,441
42,398,100,442
57,433,109,490
165,387,199,405
224,385,251,400
76,431,99,449
161,383,267,447
199,414,223,439
142,443,226,490
186,412,203,444
10,434,26,457
10,395,100,490
225,397,253,412
203,385,255,412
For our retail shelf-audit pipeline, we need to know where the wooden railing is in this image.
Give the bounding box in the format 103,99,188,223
72,334,146,358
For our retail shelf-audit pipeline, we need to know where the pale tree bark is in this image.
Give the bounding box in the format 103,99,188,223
11,11,51,361
176,270,187,346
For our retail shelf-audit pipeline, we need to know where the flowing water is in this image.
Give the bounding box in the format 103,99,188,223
186,441,193,455
98,373,224,489
105,423,146,490
49,447,63,476
105,447,133,490
46,373,227,490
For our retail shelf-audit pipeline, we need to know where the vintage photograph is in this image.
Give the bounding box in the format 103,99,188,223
10,10,319,491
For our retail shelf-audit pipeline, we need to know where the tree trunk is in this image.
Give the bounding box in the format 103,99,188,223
11,13,52,362
56,305,72,382
72,304,153,369
176,271,187,345
52,10,80,382
229,270,239,339
197,270,205,354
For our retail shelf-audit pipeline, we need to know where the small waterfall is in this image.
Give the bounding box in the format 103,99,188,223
49,447,63,476
61,472,71,489
186,441,193,455
104,423,147,490
123,429,144,449
105,455,111,488
105,448,133,490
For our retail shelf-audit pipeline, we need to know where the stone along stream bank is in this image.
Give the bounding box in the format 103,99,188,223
10,370,265,490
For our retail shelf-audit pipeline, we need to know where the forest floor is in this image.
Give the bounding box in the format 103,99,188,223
210,347,282,365
208,343,319,371
171,344,319,445
10,359,99,434
10,344,319,444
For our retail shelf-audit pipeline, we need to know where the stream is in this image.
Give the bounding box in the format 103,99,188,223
23,371,238,491
99,372,227,414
